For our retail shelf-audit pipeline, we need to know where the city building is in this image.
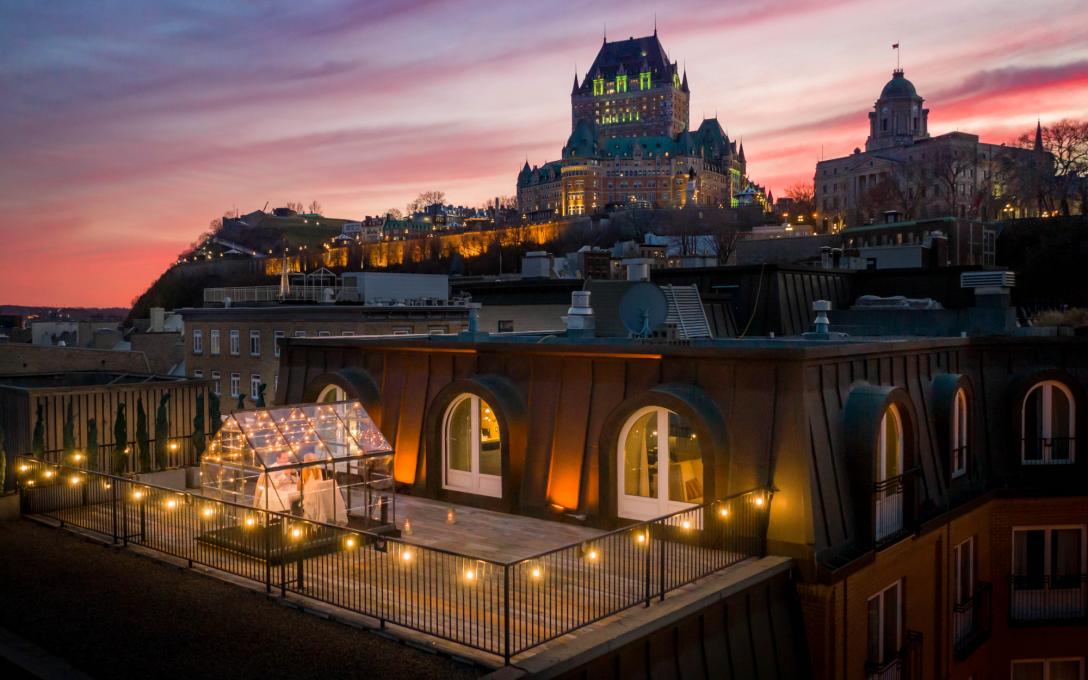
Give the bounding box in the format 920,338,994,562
180,274,469,406
517,31,765,219
815,69,1051,230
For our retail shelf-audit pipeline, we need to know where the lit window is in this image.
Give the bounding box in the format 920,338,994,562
210,330,220,356
192,329,203,354
443,394,502,498
250,374,261,401
249,330,261,356
229,373,240,398
211,371,220,395
875,405,904,543
1022,381,1076,464
952,389,968,477
229,330,240,356
618,406,702,520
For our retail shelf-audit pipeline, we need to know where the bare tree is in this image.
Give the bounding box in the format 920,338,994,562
406,190,446,215
384,208,403,220
927,145,978,219
1017,119,1088,215
284,201,304,213
783,182,816,218
711,227,739,264
307,200,323,215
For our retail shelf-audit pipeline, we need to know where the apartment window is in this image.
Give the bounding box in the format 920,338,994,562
1012,659,1084,680
229,373,240,398
192,329,203,354
867,581,902,673
342,331,354,337
952,388,968,478
1022,381,1076,464
193,369,203,379
249,330,261,356
274,330,284,357
294,330,306,338
250,374,261,401
210,330,220,356
497,320,514,333
316,330,330,337
211,371,221,396
952,536,976,647
229,329,240,356
393,326,412,335
1011,526,1086,622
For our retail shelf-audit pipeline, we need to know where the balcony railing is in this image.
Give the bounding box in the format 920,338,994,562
873,469,917,547
865,630,922,680
1009,574,1088,624
33,435,208,476
1021,437,1076,465
953,581,992,658
14,456,771,664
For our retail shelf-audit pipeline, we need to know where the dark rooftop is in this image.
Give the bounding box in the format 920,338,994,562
0,371,189,390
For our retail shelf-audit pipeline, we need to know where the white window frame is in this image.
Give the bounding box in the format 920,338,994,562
210,329,220,356
867,580,903,667
442,394,502,498
1012,525,1087,579
317,385,347,403
1021,381,1076,464
211,371,220,396
342,331,354,336
229,329,240,356
274,330,284,357
617,405,702,521
249,330,261,357
952,388,968,478
193,369,203,379
229,372,240,398
318,330,331,337
250,374,261,401
1012,658,1085,680
192,329,203,354
293,330,306,338
953,536,975,605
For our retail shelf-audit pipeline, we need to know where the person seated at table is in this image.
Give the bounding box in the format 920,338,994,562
253,452,299,513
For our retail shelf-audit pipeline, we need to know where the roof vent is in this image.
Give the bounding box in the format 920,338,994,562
563,291,595,339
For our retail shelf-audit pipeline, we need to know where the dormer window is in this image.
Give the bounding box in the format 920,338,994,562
875,405,905,543
1022,381,1076,464
952,389,968,478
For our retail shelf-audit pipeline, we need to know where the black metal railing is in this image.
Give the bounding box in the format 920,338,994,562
1009,574,1088,624
32,435,210,475
1021,437,1076,465
14,456,771,664
953,581,992,658
873,469,916,547
865,630,923,680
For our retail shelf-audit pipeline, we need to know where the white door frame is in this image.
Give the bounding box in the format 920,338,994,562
617,406,700,521
443,394,502,498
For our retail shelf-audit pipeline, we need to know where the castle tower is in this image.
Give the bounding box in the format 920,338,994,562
570,32,689,139
865,69,930,151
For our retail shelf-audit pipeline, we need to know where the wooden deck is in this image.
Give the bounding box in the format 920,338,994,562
36,493,748,659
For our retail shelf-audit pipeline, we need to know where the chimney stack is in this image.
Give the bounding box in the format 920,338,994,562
563,291,596,339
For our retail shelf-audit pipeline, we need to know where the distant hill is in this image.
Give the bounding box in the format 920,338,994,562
0,305,129,322
211,211,350,255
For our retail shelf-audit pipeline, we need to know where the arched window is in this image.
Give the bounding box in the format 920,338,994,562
951,389,968,478
617,406,703,520
875,404,904,542
317,384,347,403
1022,381,1076,464
443,394,502,497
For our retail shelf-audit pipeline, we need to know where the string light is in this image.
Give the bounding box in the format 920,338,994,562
400,548,414,563
290,526,303,540
464,567,476,583
344,536,357,550
132,489,144,501
201,506,215,519
165,498,178,510
530,565,543,580
18,464,28,473
754,495,766,508
68,475,82,486
635,531,647,544
718,506,730,519
680,520,692,530
585,547,599,562
244,516,256,528
44,469,55,479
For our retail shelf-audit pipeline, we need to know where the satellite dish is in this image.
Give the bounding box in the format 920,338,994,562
618,283,668,338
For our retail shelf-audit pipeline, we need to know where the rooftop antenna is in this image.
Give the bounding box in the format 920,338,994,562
654,13,657,35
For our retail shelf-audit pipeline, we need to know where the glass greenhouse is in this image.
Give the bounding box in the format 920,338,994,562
200,401,396,530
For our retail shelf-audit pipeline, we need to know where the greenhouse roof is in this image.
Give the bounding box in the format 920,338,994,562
204,401,391,472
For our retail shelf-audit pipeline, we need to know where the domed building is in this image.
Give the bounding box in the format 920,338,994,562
516,31,764,220
814,68,1052,231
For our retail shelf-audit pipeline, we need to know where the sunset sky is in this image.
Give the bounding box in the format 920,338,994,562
2,0,1087,307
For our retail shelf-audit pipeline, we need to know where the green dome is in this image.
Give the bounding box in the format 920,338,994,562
880,70,917,98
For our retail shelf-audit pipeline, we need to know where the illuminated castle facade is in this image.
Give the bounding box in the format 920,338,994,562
517,31,763,220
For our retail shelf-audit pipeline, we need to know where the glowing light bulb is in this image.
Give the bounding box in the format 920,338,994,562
18,464,28,473
636,532,647,544
132,490,144,501
291,527,302,539
73,453,83,462
754,496,765,508
344,536,357,549
244,516,256,527
718,506,730,519
464,568,476,582
681,520,691,530
68,475,81,486
165,498,177,510
202,507,214,519
531,566,542,580
44,469,54,479
400,549,413,563
586,548,599,562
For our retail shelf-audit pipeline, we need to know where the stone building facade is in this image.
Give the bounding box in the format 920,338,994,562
814,69,1051,230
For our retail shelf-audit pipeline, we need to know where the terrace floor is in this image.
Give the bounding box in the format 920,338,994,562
388,494,604,561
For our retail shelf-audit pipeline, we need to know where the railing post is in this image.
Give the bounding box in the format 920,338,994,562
503,563,511,665
111,479,118,544
264,515,272,594
121,479,129,547
644,522,652,607
658,520,666,602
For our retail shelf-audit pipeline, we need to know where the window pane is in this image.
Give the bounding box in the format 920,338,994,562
1024,388,1043,459
1051,386,1072,460
867,595,881,662
446,398,472,473
1049,660,1083,680
1014,530,1046,588
882,584,899,663
624,411,658,498
478,399,501,477
1011,661,1044,680
667,411,703,503
883,408,902,479
1052,529,1082,587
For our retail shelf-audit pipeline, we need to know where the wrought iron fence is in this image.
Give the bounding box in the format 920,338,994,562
953,581,991,659
14,456,771,664
865,630,922,680
1009,574,1088,624
34,434,209,475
